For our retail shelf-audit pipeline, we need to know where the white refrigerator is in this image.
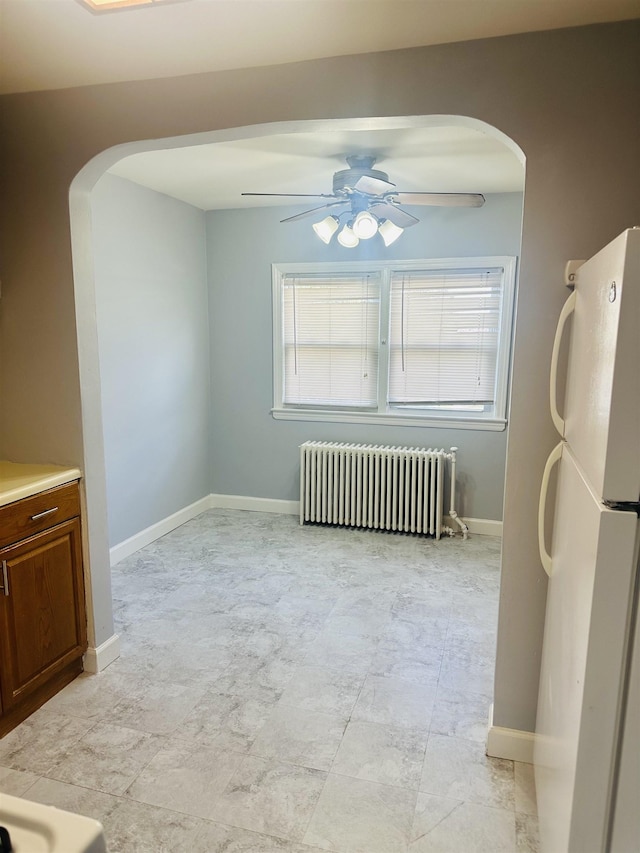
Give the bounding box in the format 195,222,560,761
535,227,640,853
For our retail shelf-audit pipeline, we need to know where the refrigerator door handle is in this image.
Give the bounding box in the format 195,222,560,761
550,289,577,436
538,441,564,576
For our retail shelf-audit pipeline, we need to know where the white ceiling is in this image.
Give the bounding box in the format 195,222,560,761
1,0,640,95
108,124,526,210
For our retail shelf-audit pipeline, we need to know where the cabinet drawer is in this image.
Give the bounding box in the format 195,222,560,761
0,482,80,548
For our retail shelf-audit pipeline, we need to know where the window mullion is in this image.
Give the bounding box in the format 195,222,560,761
377,269,391,413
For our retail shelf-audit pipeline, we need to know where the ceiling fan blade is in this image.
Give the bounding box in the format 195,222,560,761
353,174,396,195
388,192,485,207
242,192,340,199
370,202,419,228
280,202,346,224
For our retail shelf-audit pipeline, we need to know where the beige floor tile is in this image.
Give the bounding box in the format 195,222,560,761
0,711,96,775
250,704,347,771
125,741,244,819
514,761,538,816
193,820,328,852
429,686,492,743
24,777,120,823
352,675,437,729
279,665,365,717
108,680,208,735
0,765,40,796
420,735,514,810
101,797,206,853
304,630,377,672
212,755,327,841
179,686,279,751
47,722,164,796
304,772,417,853
516,812,540,852
332,720,428,789
410,793,516,852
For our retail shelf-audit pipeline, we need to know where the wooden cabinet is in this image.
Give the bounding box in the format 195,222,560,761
0,482,87,736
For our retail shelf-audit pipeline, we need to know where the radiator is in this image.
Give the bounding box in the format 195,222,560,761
299,442,467,540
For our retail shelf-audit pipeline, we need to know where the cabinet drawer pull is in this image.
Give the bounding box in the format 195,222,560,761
29,507,59,522
1,560,8,596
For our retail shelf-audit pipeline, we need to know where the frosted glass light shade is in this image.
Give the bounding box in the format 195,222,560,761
352,211,378,240
337,224,359,248
378,219,404,246
312,215,340,244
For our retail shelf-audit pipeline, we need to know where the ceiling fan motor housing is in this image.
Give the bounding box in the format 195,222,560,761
332,155,390,195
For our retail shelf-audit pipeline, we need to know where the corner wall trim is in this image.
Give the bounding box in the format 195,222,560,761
83,633,121,673
486,704,535,763
109,495,213,566
210,494,299,515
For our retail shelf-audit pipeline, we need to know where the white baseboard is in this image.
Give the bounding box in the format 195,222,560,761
109,495,213,566
445,516,502,537
210,494,299,515
83,633,121,673
486,704,535,763
109,494,501,567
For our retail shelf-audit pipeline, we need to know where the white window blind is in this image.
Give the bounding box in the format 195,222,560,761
282,273,381,408
388,267,503,407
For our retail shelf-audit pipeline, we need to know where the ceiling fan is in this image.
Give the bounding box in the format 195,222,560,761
241,155,485,247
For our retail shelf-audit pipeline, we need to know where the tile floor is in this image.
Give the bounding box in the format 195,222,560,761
0,509,539,852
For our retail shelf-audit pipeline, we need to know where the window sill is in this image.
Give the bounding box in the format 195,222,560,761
271,408,507,432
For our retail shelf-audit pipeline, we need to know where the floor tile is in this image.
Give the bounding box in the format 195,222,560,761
102,797,207,853
39,669,132,720
352,675,437,729
0,765,40,796
332,720,428,789
212,755,327,841
279,665,364,717
368,642,443,684
125,740,243,819
179,686,279,752
193,819,328,852
420,735,514,810
250,705,347,771
6,511,508,853
516,812,540,853
514,761,537,816
23,777,119,823
215,653,299,696
108,681,208,735
437,651,495,696
304,630,377,672
304,772,417,853
0,711,96,775
47,722,164,795
410,793,516,852
429,686,492,743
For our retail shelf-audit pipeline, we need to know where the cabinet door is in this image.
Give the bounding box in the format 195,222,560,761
0,518,87,711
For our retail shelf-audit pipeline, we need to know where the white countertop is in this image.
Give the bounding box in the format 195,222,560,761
0,461,82,508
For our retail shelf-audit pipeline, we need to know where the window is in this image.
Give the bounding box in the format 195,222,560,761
272,258,516,431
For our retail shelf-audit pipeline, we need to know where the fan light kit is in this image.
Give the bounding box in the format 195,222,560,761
242,155,485,249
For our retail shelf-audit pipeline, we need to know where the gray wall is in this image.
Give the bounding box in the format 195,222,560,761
1,21,638,732
206,193,524,521
91,174,211,547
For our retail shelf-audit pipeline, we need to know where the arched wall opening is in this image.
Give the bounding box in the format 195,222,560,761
69,114,525,670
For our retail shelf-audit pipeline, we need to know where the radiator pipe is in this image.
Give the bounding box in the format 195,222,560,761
448,447,469,539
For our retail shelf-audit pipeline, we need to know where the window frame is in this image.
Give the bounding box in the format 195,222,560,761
272,256,517,432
